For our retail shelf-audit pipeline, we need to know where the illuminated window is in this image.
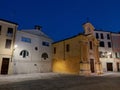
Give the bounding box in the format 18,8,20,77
20,50,29,58
7,28,13,37
66,44,70,52
99,51,104,58
99,51,107,58
21,37,31,43
41,53,48,60
5,39,12,49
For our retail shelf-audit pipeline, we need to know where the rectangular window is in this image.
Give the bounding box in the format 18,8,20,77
110,53,112,58
42,41,49,46
54,47,56,54
21,37,31,43
96,33,99,39
99,51,108,58
0,25,1,35
107,34,110,39
66,44,70,52
100,41,104,47
5,39,12,49
108,42,111,48
7,28,13,37
115,53,117,58
115,52,120,58
100,33,104,39
89,41,93,50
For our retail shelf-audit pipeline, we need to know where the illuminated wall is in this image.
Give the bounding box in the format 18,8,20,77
13,30,53,74
52,34,102,75
0,19,18,74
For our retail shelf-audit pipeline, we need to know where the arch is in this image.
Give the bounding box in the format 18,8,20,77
41,53,48,60
20,50,29,58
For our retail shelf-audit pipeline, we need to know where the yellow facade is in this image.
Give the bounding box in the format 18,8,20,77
0,19,18,74
52,22,102,75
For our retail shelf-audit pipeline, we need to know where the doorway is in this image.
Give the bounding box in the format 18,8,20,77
90,59,95,73
107,63,113,71
117,62,120,72
1,58,10,74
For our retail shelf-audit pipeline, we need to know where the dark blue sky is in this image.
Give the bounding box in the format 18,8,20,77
1,0,120,41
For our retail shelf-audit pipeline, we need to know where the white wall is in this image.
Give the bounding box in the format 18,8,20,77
94,31,116,72
13,30,53,74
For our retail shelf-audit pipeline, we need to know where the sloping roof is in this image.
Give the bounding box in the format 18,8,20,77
21,29,50,38
0,19,18,25
53,33,84,44
94,29,111,33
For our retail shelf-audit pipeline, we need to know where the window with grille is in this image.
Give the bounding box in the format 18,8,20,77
20,50,29,58
41,53,48,60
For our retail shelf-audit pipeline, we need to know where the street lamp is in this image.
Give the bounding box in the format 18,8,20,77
14,45,18,50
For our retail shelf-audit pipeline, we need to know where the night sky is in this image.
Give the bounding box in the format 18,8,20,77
0,0,120,41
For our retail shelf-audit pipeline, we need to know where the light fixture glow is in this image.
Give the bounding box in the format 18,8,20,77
14,45,18,49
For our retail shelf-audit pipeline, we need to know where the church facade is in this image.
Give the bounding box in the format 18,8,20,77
13,27,53,74
52,22,102,75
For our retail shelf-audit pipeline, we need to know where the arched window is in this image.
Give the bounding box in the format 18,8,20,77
20,50,29,58
41,53,48,60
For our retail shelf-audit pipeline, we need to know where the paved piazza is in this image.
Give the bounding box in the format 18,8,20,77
0,72,120,90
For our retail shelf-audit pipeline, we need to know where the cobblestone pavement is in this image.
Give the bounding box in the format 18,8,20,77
0,72,120,90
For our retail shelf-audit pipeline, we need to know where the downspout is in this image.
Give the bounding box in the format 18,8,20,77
11,25,17,62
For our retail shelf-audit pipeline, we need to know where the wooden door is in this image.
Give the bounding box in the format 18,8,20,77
1,58,9,74
90,59,95,73
117,63,120,72
107,63,113,71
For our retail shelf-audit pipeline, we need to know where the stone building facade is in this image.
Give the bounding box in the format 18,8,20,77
13,27,53,74
87,22,120,72
111,33,120,72
52,22,102,75
0,19,18,74
0,19,53,75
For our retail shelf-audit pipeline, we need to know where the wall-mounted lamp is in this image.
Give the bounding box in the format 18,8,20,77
14,45,18,49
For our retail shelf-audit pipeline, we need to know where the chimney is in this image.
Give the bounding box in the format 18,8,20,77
34,25,42,30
